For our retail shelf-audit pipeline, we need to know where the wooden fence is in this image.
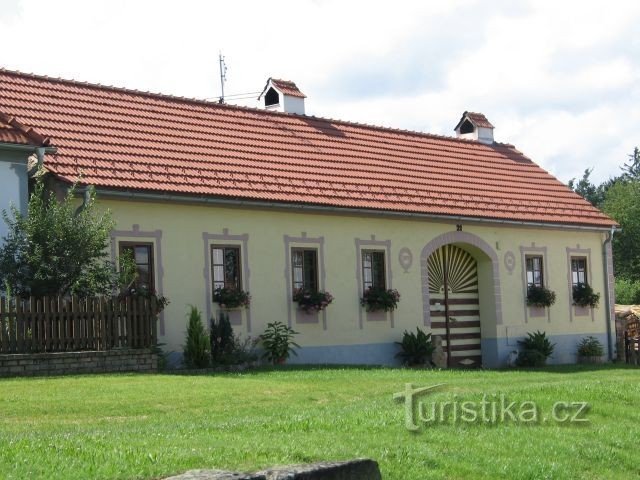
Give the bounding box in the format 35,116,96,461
0,296,158,354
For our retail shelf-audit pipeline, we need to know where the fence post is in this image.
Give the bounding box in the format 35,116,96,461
151,297,158,348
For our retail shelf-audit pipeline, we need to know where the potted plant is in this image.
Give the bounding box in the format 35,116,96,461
395,327,435,366
577,336,605,364
213,286,251,309
572,283,600,308
526,285,556,308
259,321,300,364
516,330,555,367
292,288,334,313
361,287,401,312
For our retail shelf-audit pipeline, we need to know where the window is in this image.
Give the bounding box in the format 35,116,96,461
120,242,154,291
525,255,544,288
292,248,318,292
571,257,587,287
460,119,474,134
265,87,279,106
211,246,241,291
362,250,386,290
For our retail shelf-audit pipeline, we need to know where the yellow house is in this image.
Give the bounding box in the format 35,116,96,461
0,70,618,367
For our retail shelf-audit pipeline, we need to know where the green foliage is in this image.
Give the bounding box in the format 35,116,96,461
210,313,258,366
0,176,116,297
577,336,604,357
117,249,138,292
572,283,600,308
360,287,401,312
292,288,334,313
568,168,608,208
615,278,640,305
213,287,251,308
210,312,234,363
2,366,640,479
526,285,557,308
183,306,210,368
516,330,555,367
621,147,640,180
259,321,300,364
604,179,640,279
395,327,435,366
150,342,170,371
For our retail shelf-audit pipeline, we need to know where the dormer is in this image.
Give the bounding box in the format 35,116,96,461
454,111,495,144
258,78,306,115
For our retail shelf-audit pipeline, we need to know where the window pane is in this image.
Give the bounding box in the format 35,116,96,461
303,250,318,291
212,248,224,265
134,246,149,264
213,265,224,283
372,252,386,289
363,252,372,269
224,248,240,289
120,243,154,291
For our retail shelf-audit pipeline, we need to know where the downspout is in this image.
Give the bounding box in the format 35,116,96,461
602,227,616,361
35,147,46,169
74,186,93,215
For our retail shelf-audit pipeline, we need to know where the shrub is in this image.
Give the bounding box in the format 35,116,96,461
516,330,555,367
395,327,435,366
572,283,600,308
526,285,556,308
259,321,300,364
183,306,210,368
0,175,117,297
615,278,640,305
292,288,333,313
210,312,234,364
213,287,251,309
360,287,401,312
224,334,259,365
577,336,604,357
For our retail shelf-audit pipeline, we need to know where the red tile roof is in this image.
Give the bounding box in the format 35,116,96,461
0,68,615,228
454,111,494,130
269,78,306,98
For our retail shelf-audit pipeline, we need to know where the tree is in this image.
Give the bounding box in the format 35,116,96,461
603,179,640,280
621,147,640,180
568,168,606,207
0,175,116,298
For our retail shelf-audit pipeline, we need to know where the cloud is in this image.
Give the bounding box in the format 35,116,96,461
0,0,639,184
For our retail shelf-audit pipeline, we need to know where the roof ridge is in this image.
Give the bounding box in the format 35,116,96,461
0,67,515,148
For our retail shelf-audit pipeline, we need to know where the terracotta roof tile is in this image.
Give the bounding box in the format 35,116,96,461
269,78,306,98
0,68,616,228
465,112,494,129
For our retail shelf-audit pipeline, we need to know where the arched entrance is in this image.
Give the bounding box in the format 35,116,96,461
427,244,481,367
421,231,502,368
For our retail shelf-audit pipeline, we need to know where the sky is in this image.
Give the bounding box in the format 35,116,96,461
1,0,639,184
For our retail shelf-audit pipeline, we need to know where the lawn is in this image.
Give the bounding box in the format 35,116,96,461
1,365,639,480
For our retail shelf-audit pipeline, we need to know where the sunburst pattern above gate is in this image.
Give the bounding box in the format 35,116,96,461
427,245,478,294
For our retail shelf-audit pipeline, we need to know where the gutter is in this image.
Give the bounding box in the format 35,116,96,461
0,143,57,169
0,142,56,155
602,227,617,361
93,187,617,233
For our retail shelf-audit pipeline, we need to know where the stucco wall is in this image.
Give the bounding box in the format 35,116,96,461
0,148,29,243
102,198,612,367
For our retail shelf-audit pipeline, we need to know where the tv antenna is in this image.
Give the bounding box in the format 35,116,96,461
218,52,227,104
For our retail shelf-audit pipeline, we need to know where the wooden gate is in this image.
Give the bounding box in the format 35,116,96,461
428,244,482,367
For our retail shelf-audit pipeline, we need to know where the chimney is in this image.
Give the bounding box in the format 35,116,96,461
258,78,306,115
454,111,494,144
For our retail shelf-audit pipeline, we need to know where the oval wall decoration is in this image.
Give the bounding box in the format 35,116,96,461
504,251,516,275
398,247,413,272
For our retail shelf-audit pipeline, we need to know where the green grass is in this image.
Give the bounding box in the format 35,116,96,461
1,365,639,479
